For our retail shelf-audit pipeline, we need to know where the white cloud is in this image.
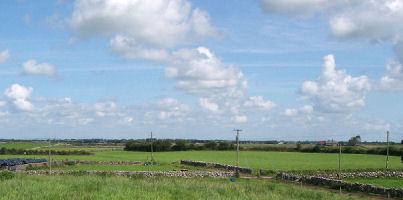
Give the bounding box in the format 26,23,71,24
282,108,298,116
199,98,220,113
244,96,277,111
165,47,245,97
109,35,169,61
299,105,313,113
4,84,34,111
156,98,192,121
21,59,57,77
300,54,371,112
0,50,9,63
380,60,403,91
0,101,6,107
70,0,218,59
232,115,247,123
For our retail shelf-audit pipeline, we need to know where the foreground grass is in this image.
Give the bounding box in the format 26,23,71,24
0,174,366,200
1,151,401,171
343,177,403,188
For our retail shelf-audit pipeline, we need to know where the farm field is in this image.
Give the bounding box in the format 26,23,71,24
52,164,218,172
343,177,403,189
0,142,48,150
0,174,367,200
1,150,401,171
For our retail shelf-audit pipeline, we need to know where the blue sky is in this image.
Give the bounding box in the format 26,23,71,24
0,0,402,141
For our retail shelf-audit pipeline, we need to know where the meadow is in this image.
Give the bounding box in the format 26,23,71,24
0,150,401,171
343,177,403,188
52,163,215,172
0,142,48,150
0,174,367,200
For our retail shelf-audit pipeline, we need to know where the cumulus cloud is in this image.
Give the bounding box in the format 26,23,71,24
379,60,403,91
156,98,192,121
244,96,277,111
261,0,403,91
4,84,34,111
165,47,246,97
70,0,218,60
21,59,57,77
199,98,220,113
0,50,9,63
300,55,371,113
282,108,298,116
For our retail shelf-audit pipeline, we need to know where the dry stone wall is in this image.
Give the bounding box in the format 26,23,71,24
277,172,403,198
25,170,235,178
180,160,253,174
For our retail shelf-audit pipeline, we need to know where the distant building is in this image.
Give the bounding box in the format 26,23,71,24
325,140,337,146
317,140,337,146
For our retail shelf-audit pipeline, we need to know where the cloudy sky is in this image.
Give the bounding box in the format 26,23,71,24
0,0,402,141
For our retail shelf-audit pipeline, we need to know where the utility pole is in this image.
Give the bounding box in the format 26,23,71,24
48,138,51,175
386,130,389,169
150,131,154,164
233,129,242,174
338,141,342,194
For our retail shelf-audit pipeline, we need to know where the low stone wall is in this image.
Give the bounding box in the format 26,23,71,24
277,172,403,198
75,161,143,165
25,170,235,178
181,160,253,174
313,171,403,179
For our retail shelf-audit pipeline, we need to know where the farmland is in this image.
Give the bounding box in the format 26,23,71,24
343,177,403,189
0,174,367,200
0,142,48,150
0,150,401,171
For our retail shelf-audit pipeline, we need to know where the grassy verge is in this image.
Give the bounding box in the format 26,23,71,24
343,177,403,188
0,174,367,200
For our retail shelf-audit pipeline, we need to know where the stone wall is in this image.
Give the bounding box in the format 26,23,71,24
277,172,403,198
75,161,143,165
180,160,253,174
25,170,235,178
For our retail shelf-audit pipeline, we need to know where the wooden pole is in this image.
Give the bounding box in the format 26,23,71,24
339,142,342,194
386,131,389,169
150,131,154,164
48,138,51,175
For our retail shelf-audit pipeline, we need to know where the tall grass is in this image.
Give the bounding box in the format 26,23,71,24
0,174,366,200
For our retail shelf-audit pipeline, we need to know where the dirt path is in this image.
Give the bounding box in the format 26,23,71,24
240,175,392,200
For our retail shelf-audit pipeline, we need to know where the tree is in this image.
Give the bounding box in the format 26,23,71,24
172,139,187,151
204,141,217,150
348,135,361,146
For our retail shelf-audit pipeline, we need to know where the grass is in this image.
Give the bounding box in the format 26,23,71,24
343,177,403,188
52,163,220,172
40,147,122,151
0,142,48,150
0,150,401,171
0,174,367,200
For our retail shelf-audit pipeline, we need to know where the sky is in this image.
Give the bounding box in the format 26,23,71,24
0,0,402,141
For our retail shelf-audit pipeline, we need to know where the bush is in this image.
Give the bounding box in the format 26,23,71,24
204,141,217,150
0,172,15,181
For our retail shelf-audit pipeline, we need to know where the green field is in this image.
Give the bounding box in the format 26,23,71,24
343,177,403,188
1,150,401,171
0,142,48,150
0,174,366,200
52,164,219,172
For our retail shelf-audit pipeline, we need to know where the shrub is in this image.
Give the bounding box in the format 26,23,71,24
0,172,15,181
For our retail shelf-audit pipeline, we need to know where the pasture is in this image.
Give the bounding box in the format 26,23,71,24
0,150,401,171
0,174,367,200
343,177,403,189
0,142,48,150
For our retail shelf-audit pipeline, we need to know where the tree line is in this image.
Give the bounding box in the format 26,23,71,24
124,140,236,152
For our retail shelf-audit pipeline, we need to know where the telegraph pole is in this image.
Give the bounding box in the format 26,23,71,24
233,129,242,174
386,131,389,169
338,141,342,194
150,131,154,164
48,138,51,175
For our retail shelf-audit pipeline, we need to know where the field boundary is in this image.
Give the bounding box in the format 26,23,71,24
24,170,235,178
277,172,403,198
181,160,253,174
